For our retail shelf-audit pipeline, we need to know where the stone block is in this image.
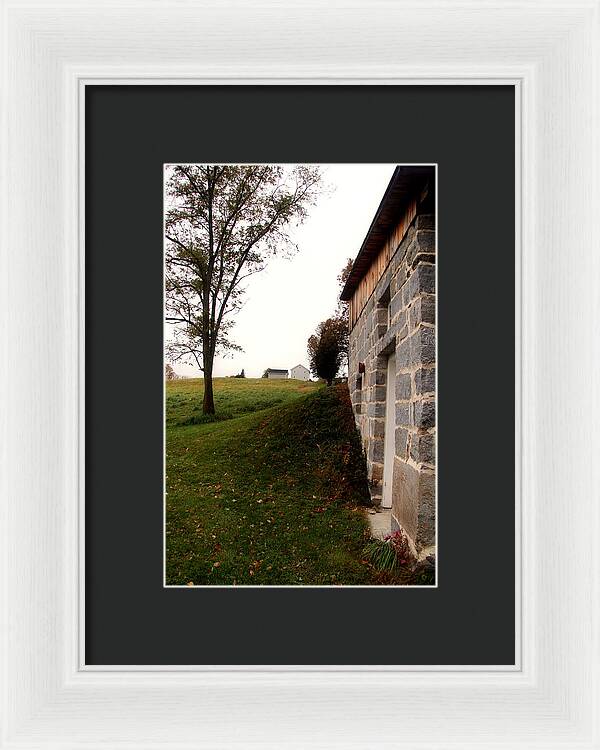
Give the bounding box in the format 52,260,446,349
416,229,435,254
396,336,411,369
373,385,386,401
371,419,385,438
389,291,403,320
415,214,435,230
414,398,435,430
371,368,386,386
395,372,411,401
393,308,407,332
400,279,411,308
367,402,386,418
410,325,435,366
409,433,435,466
411,252,436,270
392,459,436,551
408,263,435,299
395,402,410,427
377,328,395,356
415,367,435,395
409,296,435,329
391,459,419,544
416,470,436,548
395,427,409,457
369,439,384,463
394,324,408,344
405,238,419,267
375,306,388,325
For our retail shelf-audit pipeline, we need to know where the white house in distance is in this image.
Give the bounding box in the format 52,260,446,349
265,368,288,379
290,364,311,381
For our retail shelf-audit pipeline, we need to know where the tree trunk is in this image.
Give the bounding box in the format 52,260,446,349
203,367,215,414
327,377,333,386
202,335,215,415
201,280,215,414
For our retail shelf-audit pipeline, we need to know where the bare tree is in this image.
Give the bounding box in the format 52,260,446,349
165,164,322,414
165,363,178,381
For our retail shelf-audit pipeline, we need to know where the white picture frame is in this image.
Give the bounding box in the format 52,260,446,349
2,1,599,747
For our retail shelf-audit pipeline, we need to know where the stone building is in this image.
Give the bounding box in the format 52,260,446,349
340,166,436,559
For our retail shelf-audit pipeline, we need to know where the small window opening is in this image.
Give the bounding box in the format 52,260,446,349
377,285,391,338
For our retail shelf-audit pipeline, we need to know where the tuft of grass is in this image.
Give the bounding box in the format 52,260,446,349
165,379,377,585
362,531,436,586
363,538,401,572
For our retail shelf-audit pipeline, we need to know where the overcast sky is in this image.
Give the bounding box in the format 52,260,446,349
168,164,396,379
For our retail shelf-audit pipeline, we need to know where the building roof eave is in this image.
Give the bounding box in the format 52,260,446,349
339,165,433,301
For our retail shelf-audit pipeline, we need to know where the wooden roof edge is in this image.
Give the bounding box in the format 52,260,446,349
339,165,434,301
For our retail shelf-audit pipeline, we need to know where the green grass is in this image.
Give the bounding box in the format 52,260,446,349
165,376,318,427
165,377,377,585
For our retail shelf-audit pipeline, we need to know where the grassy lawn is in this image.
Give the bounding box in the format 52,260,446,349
165,377,376,585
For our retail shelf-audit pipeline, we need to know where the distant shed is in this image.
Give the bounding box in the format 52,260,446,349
265,368,288,380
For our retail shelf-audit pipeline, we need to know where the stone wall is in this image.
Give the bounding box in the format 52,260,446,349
348,210,436,556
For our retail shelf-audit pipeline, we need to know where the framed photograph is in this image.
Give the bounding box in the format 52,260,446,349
163,161,438,589
2,2,599,749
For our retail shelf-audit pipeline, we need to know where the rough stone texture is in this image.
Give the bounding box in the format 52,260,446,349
368,439,384,463
414,367,435,395
413,399,435,430
409,296,435,328
391,458,419,544
389,293,404,322
367,402,386,418
416,470,436,548
409,433,435,466
373,385,386,401
409,325,435,366
396,336,411,369
395,372,411,401
415,214,435,231
370,419,385,438
395,402,411,427
408,262,435,299
348,207,436,555
395,427,409,458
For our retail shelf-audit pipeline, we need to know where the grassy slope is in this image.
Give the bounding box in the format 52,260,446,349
165,377,374,585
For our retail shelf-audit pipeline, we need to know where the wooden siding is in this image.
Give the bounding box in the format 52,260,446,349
349,198,417,330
